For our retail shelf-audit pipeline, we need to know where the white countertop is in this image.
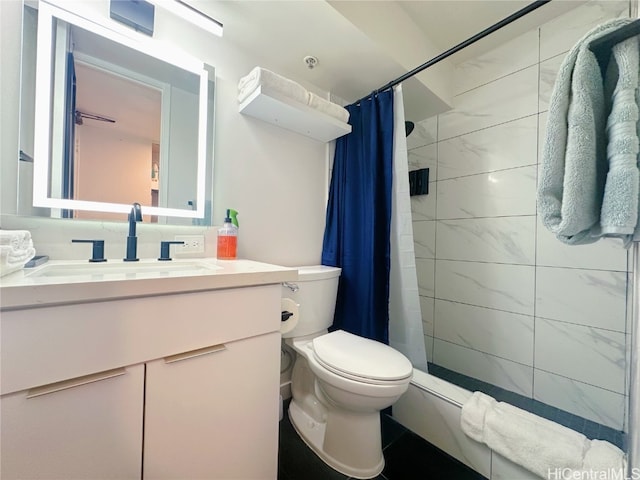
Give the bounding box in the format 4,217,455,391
0,258,298,310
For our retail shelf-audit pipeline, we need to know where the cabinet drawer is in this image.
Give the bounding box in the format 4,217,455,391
1,284,281,395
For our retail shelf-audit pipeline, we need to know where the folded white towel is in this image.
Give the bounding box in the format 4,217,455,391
577,439,626,478
460,392,627,479
460,391,497,443
484,401,590,478
307,92,350,123
0,245,36,277
0,230,36,277
237,67,309,105
0,229,33,251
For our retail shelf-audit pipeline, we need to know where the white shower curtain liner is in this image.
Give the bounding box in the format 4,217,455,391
388,84,428,371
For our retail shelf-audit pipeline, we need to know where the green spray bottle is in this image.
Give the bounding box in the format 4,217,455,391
216,209,239,260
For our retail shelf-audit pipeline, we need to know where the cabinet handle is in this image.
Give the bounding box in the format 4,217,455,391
26,368,127,399
164,344,227,364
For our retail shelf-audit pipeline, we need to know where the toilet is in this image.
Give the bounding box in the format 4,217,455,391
282,265,413,479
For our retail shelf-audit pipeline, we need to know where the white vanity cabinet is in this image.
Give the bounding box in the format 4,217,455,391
1,266,292,480
1,364,145,479
144,332,281,479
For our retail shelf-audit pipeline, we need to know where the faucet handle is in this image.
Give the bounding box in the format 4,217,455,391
158,241,185,261
72,239,107,263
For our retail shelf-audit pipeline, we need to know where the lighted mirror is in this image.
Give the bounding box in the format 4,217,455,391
20,2,214,224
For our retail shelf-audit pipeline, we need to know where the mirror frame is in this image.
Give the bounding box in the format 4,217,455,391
33,1,209,219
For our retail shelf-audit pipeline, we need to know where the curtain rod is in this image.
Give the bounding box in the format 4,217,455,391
352,0,551,106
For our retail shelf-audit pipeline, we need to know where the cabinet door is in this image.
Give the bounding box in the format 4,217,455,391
1,364,144,480
144,332,281,480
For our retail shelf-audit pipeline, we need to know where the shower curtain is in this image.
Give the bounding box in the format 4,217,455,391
321,85,427,363
321,90,394,343
388,85,427,370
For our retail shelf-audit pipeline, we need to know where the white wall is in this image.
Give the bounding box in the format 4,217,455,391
1,0,330,267
409,0,631,431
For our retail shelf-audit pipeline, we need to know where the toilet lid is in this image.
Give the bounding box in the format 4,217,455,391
312,330,413,383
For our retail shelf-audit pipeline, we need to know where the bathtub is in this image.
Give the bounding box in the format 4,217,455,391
392,369,541,480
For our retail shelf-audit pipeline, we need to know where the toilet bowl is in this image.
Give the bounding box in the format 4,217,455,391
282,266,412,479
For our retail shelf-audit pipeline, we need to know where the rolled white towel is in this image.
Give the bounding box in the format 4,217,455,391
576,439,626,478
307,92,350,123
461,391,627,479
238,66,309,105
460,391,497,443
0,229,33,251
483,402,590,479
0,244,36,277
0,245,35,265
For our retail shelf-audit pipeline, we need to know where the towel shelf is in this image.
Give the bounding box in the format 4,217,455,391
239,85,352,143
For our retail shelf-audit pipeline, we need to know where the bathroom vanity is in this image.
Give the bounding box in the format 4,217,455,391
0,259,296,479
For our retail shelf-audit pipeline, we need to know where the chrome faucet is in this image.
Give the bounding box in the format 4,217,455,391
124,202,142,262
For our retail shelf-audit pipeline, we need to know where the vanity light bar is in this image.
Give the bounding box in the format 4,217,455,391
151,0,223,37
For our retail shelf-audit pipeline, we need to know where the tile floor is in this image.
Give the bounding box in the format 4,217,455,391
278,400,486,480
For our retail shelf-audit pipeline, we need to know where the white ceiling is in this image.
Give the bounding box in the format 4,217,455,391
396,0,585,63
191,0,586,120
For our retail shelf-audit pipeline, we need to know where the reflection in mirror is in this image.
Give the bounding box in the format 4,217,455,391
18,2,214,225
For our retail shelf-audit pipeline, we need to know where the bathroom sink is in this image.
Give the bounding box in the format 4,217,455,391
26,260,221,278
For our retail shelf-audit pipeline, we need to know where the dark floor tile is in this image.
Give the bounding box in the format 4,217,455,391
279,398,475,480
278,407,349,480
381,430,487,480
279,400,389,480
381,413,407,448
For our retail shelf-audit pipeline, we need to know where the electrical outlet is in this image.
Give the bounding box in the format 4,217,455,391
174,235,205,254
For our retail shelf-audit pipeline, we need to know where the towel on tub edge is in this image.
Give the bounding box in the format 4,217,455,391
460,391,625,479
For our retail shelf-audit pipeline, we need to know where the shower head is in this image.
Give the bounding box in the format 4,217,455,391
405,121,415,137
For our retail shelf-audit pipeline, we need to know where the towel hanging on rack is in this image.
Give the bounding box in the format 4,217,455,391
537,18,640,246
596,33,640,245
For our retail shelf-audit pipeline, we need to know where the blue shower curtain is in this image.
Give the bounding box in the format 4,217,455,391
321,90,394,344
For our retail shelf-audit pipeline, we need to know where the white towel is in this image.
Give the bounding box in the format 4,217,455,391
0,229,33,251
460,391,497,443
0,229,36,277
460,392,627,479
577,439,626,479
483,401,590,478
307,92,350,123
237,66,309,105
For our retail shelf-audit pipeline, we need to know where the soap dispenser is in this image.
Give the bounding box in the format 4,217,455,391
216,209,239,260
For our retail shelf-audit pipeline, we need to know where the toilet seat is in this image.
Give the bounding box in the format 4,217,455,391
312,330,413,386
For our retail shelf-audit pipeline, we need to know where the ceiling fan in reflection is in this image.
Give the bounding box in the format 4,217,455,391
74,110,116,126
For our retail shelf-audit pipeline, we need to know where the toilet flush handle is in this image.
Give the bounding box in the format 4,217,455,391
283,282,299,292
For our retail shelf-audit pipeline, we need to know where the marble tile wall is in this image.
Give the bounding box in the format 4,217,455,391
409,0,631,430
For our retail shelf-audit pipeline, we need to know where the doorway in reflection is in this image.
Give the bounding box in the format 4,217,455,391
72,60,162,223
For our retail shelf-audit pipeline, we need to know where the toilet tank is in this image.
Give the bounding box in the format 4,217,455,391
281,265,341,339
